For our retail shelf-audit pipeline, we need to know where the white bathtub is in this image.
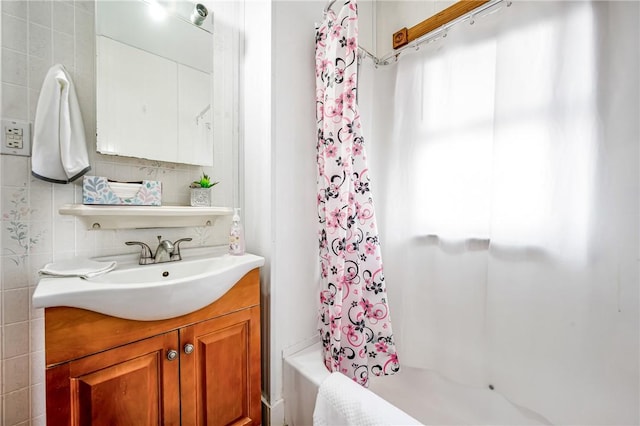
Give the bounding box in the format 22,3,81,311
283,343,551,425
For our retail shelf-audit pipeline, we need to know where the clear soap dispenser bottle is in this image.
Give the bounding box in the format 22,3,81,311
229,208,245,255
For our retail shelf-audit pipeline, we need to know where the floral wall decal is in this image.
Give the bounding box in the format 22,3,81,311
3,188,44,265
138,159,175,180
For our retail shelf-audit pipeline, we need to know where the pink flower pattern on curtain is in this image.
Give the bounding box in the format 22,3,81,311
315,0,399,386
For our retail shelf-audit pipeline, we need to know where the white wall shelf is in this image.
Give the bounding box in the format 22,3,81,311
59,204,233,230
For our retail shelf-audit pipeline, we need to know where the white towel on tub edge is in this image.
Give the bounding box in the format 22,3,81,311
32,64,91,184
313,372,422,426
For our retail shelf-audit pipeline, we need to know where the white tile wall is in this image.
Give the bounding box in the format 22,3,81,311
0,1,239,424
27,2,51,29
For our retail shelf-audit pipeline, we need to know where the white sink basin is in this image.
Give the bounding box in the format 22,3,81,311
32,248,264,321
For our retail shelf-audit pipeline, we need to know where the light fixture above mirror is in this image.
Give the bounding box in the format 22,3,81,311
144,0,213,32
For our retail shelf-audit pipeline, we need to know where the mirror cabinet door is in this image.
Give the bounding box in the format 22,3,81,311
96,0,214,166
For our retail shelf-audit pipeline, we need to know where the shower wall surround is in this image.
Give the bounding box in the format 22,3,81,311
0,1,240,424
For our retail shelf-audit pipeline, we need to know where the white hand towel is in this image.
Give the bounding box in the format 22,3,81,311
313,372,423,425
39,258,117,279
32,64,91,184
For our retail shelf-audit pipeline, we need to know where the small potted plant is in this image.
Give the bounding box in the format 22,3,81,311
189,172,219,207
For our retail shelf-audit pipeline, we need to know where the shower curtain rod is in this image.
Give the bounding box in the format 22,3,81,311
377,0,507,65
325,0,507,67
393,0,490,49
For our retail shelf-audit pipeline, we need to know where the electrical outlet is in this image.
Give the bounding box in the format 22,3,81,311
1,119,31,157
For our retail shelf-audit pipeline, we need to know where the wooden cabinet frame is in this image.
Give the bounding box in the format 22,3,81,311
45,268,261,426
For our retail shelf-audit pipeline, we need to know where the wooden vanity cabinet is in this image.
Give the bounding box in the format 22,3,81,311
46,331,181,425
44,269,261,426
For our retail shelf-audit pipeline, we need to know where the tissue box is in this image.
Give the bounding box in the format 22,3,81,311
82,176,162,206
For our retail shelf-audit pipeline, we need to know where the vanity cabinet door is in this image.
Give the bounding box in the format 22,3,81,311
180,306,261,426
46,331,181,426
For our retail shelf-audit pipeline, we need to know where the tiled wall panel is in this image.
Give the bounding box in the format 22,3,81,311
0,2,238,424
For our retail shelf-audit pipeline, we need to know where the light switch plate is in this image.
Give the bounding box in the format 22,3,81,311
1,119,31,157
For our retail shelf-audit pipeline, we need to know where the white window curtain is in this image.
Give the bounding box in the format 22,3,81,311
366,1,639,424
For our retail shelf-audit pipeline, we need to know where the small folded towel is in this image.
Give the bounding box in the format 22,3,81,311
32,64,91,184
313,372,422,426
39,259,117,279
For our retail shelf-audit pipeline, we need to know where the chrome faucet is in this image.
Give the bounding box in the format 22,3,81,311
154,237,174,263
125,236,193,265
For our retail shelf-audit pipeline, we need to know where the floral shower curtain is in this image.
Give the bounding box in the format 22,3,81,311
315,0,399,386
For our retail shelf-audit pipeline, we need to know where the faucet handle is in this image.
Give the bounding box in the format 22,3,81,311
171,238,193,261
125,241,154,265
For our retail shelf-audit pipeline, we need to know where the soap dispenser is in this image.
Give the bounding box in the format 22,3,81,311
229,208,245,255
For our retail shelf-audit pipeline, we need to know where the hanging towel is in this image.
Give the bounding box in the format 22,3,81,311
313,372,422,425
32,64,91,184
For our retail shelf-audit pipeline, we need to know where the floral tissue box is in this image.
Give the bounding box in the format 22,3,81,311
82,176,162,206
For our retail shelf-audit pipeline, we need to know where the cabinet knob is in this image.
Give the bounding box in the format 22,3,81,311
184,343,194,355
167,349,178,361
